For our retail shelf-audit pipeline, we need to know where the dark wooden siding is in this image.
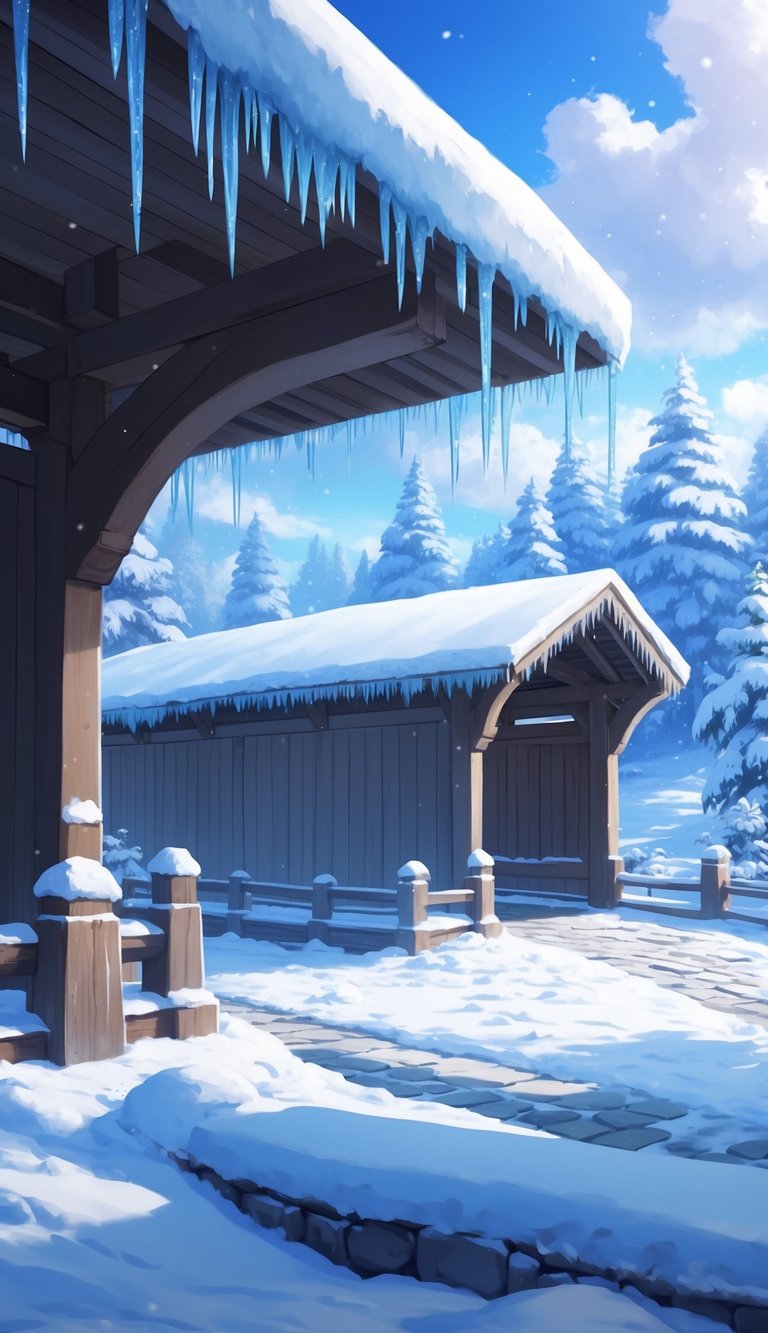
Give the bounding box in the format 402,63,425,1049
103,710,454,889
483,730,590,894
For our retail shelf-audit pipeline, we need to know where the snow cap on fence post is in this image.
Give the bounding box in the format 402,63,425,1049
396,861,430,953
700,845,732,920
147,847,201,906
142,847,210,1012
464,849,502,939
60,797,103,861
467,848,494,871
32,856,124,1065
397,860,431,882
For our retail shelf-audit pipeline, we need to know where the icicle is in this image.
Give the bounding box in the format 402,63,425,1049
219,69,241,276
108,0,124,79
241,82,253,154
124,0,148,251
314,145,338,246
392,197,407,308
258,92,274,178
279,117,296,203
519,294,528,328
230,448,243,527
398,411,405,459
448,395,463,495
186,28,204,154
11,0,30,160
608,360,618,488
561,322,577,460
500,383,515,487
295,130,313,224
346,420,353,477
576,366,585,419
477,262,495,470
543,374,555,407
455,243,467,312
170,467,181,519
379,184,392,265
339,156,356,226
408,214,431,294
181,457,195,530
205,57,217,199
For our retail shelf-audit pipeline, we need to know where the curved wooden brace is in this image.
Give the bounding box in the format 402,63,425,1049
471,676,521,752
67,275,445,583
608,682,666,755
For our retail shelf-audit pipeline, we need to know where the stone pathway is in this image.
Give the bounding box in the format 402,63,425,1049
226,1000,768,1169
500,905,768,1026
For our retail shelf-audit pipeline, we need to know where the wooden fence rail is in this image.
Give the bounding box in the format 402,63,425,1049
616,845,768,927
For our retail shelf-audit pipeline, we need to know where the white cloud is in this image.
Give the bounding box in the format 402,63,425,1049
539,0,768,356
193,475,333,539
722,375,768,425
403,413,561,514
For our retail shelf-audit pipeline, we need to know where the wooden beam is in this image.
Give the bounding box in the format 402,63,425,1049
69,273,445,583
20,239,384,380
600,615,651,683
608,683,665,755
189,709,216,739
587,692,620,909
546,660,593,687
0,256,63,324
59,580,103,861
305,701,329,731
64,249,120,331
0,363,48,428
471,677,520,751
575,632,622,683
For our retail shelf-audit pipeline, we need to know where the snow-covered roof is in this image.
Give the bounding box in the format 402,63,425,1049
102,571,689,730
164,0,631,366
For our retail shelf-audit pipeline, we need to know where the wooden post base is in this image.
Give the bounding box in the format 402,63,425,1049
33,900,124,1065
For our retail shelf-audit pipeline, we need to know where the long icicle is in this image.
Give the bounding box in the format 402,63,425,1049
608,360,618,488
477,262,495,470
125,0,149,251
11,0,30,160
205,57,217,199
187,28,204,154
108,0,124,79
219,69,241,275
279,117,296,202
258,93,274,177
455,243,467,312
230,448,243,528
448,395,463,495
500,383,515,487
561,322,577,461
378,184,392,265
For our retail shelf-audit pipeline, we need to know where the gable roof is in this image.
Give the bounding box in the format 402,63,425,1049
102,570,689,729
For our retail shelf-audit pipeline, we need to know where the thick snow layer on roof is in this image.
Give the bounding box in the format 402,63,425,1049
147,847,203,878
33,856,122,903
164,0,630,365
102,571,689,729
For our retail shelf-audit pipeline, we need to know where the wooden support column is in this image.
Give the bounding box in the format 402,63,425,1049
448,691,484,887
588,692,620,908
60,580,103,861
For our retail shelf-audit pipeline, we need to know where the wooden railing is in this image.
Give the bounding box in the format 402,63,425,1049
617,845,768,926
0,848,217,1067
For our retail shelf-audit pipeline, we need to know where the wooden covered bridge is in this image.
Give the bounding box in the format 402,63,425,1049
102,572,689,909
0,0,631,929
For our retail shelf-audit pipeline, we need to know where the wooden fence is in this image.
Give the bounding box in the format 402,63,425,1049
124,851,503,955
616,845,768,927
0,850,217,1066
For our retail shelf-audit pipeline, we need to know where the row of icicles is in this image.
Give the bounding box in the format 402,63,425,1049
10,0,618,485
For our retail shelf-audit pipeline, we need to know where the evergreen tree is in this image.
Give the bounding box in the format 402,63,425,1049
103,530,188,657
368,457,458,601
546,442,611,574
290,535,332,616
347,550,372,605
613,355,750,708
694,565,768,873
326,543,353,608
463,522,510,588
500,479,566,582
222,512,291,629
161,520,214,635
743,426,768,567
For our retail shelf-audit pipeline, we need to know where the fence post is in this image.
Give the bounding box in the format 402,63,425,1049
308,873,337,945
608,854,625,906
142,848,218,1038
32,856,125,1065
700,846,732,919
464,848,502,939
396,860,430,954
226,869,251,936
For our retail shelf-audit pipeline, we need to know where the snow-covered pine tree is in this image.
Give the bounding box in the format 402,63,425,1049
500,479,567,582
613,355,750,710
368,457,458,602
694,564,768,874
463,521,510,588
222,512,291,629
325,543,353,608
546,442,611,574
290,535,332,616
161,521,214,635
102,530,188,656
743,426,768,567
347,550,372,605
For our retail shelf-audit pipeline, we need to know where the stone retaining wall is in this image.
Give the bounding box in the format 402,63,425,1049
176,1154,768,1332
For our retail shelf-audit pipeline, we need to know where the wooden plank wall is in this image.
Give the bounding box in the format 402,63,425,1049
0,449,36,924
103,713,454,890
483,733,590,894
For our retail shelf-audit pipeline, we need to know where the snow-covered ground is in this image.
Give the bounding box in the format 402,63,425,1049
205,925,768,1154
0,1017,722,1333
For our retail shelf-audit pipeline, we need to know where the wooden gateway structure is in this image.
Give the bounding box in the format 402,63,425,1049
102,572,689,908
0,0,631,925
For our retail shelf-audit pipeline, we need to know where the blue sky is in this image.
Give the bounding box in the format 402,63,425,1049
149,0,768,612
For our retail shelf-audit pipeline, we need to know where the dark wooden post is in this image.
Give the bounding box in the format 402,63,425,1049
142,848,218,1038
396,860,430,954
448,691,485,887
464,849,502,939
59,581,103,862
226,869,251,936
700,846,732,919
32,857,125,1065
588,692,620,908
308,873,337,944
